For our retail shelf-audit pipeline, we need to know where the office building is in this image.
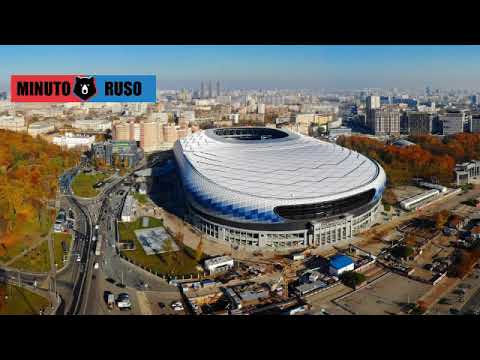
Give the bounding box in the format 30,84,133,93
366,96,381,111
52,132,96,149
366,108,401,136
408,112,433,135
216,81,221,97
73,118,111,132
470,114,480,133
440,109,467,136
0,115,27,132
92,140,143,168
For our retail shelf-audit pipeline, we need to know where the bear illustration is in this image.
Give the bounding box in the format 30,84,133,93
73,76,96,101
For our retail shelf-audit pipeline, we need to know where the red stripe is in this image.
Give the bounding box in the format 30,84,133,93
11,75,79,102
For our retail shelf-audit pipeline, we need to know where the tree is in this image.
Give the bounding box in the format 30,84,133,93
435,210,449,230
340,271,366,289
161,237,175,273
405,233,417,247
195,235,204,262
392,245,414,259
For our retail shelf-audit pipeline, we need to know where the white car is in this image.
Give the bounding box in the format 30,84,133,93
94,262,99,270
171,301,184,311
76,255,81,262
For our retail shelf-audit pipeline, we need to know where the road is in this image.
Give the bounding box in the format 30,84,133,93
84,181,181,315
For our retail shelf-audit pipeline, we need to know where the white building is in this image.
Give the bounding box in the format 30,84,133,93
181,110,195,122
0,115,26,132
328,254,355,276
203,256,234,274
73,118,112,132
149,112,169,124
28,120,55,136
366,96,381,110
121,195,136,222
52,132,96,149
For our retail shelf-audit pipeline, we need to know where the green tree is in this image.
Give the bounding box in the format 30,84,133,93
392,245,414,259
340,271,366,289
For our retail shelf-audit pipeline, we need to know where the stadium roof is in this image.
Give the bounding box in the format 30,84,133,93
178,127,384,202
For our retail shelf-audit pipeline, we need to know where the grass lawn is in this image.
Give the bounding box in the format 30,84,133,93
133,192,149,205
0,284,50,315
71,172,107,198
10,232,72,273
119,217,201,276
53,232,73,269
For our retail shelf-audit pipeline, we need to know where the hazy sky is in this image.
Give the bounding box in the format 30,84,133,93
1,45,480,90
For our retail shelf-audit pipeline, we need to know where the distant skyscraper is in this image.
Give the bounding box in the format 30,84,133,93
216,81,221,97
200,81,205,99
425,86,431,96
208,81,213,98
471,94,478,106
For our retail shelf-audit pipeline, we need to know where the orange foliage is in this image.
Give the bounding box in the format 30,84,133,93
0,129,80,246
337,135,456,186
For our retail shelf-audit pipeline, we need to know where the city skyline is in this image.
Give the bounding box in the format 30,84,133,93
2,45,480,91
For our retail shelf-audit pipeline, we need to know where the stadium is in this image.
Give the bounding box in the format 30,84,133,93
173,127,387,250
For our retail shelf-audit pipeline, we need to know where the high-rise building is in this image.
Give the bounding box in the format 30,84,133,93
163,124,178,143
366,95,381,111
216,81,221,97
113,122,130,141
140,120,164,152
208,81,213,98
200,81,205,99
367,107,401,136
440,109,467,136
470,114,480,133
471,95,479,106
408,112,433,135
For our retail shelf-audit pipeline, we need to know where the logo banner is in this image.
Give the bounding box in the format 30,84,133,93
10,74,156,102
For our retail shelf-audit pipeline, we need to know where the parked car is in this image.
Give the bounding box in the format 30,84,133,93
171,301,184,311
158,302,166,309
116,293,132,310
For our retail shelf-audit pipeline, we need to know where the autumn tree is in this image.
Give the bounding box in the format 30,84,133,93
195,235,204,262
434,210,449,230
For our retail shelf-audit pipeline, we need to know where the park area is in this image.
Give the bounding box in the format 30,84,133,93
9,232,72,273
0,284,50,315
71,172,107,198
133,192,149,205
119,217,202,276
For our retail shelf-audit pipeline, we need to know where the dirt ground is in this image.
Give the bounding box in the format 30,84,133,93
335,272,432,315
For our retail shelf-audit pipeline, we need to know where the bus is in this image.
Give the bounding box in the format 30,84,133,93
95,234,103,256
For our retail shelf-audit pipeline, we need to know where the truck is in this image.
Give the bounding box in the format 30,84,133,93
107,293,115,310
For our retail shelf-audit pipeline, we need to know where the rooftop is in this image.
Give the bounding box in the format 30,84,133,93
329,254,354,269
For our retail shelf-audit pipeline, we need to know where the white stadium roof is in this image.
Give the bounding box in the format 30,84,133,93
179,128,383,201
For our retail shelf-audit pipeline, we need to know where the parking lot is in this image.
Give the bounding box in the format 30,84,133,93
428,266,480,315
392,185,427,203
335,272,431,315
